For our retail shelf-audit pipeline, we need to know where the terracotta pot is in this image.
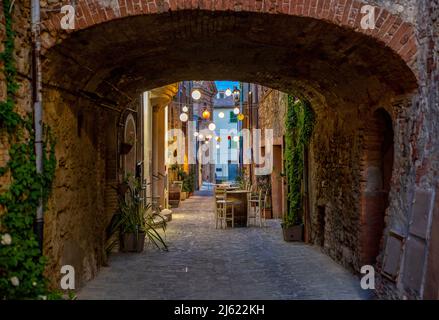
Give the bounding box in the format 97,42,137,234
282,225,303,242
121,232,145,252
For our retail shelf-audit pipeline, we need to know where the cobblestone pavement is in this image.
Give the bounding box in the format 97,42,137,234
78,192,371,300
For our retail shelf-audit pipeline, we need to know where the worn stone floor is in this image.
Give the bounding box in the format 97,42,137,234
78,191,371,300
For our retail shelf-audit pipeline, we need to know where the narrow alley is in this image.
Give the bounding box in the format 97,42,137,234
1,0,438,303
78,190,369,300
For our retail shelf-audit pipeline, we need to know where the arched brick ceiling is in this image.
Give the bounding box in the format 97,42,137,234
42,10,418,109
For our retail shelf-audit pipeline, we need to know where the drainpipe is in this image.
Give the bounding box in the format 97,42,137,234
31,0,44,252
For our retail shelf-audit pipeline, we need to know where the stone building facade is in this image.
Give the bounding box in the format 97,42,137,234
0,0,438,299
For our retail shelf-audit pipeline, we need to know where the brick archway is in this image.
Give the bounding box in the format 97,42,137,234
42,0,417,69
38,1,420,287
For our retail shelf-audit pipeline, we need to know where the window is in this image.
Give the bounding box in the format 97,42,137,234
229,111,237,123
216,168,222,172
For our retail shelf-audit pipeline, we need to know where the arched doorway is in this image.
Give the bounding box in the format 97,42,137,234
360,108,394,266
39,6,417,287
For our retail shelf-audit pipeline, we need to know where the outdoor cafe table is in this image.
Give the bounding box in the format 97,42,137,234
225,189,251,227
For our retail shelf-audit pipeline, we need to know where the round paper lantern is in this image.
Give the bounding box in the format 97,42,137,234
191,89,201,100
225,88,232,97
202,109,211,120
216,144,220,149
233,136,240,142
182,105,189,113
193,132,199,137
179,113,188,122
218,112,225,119
237,113,245,121
208,123,216,131
233,107,240,115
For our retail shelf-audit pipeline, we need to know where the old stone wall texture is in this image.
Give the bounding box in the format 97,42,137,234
42,88,118,288
257,88,287,140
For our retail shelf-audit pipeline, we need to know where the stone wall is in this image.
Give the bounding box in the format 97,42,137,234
257,88,287,141
42,87,120,288
375,0,439,300
0,2,126,289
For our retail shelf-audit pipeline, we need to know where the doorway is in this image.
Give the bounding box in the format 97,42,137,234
361,109,394,265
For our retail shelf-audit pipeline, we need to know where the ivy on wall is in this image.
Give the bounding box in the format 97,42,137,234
0,0,58,299
283,95,315,227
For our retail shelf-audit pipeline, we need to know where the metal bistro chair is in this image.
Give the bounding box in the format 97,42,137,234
247,189,267,227
215,189,236,229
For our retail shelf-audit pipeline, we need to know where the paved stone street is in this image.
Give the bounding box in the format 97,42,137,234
78,192,371,300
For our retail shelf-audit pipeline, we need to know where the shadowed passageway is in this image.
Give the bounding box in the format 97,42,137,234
78,192,371,300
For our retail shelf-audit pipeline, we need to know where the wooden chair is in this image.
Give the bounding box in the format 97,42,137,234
215,190,235,229
247,189,267,227
214,185,227,201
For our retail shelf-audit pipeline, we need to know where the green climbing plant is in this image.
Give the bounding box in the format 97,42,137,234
283,95,315,227
0,0,58,299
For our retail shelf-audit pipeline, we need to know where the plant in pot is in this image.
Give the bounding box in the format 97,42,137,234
282,95,315,242
281,209,304,242
105,176,168,254
182,169,195,197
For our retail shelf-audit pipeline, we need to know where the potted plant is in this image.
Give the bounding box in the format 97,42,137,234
281,174,304,241
281,214,304,242
105,176,168,254
182,169,195,198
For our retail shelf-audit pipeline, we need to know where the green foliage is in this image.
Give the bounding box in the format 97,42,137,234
182,166,195,193
106,176,168,253
283,96,315,227
0,1,57,299
0,0,20,131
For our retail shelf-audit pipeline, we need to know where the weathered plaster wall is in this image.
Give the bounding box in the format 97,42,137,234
42,88,119,288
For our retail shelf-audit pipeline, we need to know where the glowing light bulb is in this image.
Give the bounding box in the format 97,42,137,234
233,107,240,115
179,113,188,122
202,110,211,120
233,136,239,142
218,112,225,119
191,89,201,100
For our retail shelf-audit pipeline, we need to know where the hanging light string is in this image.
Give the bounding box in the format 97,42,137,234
169,100,260,109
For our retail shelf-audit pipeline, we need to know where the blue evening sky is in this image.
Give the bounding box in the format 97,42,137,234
215,81,239,91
